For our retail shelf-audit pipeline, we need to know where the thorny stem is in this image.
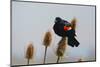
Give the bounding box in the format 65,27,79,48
27,59,30,65
57,56,60,63
43,46,48,64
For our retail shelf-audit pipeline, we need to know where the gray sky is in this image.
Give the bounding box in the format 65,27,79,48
12,1,95,65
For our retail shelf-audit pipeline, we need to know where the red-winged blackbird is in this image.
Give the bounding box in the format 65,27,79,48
53,17,80,47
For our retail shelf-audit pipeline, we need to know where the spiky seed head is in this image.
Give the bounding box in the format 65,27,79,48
56,37,67,57
43,31,52,47
26,43,34,60
71,18,77,30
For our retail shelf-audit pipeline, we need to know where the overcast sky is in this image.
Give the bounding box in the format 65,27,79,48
12,1,95,65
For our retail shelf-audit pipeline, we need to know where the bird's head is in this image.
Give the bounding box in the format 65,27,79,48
55,17,62,23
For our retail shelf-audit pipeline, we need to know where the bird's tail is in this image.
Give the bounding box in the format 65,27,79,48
68,37,80,47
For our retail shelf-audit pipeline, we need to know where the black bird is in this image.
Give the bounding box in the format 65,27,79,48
53,17,80,47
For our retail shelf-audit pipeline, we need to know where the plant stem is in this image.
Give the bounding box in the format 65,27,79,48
43,46,48,64
27,59,30,65
57,56,60,63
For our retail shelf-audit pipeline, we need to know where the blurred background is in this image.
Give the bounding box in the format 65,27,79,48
12,1,95,65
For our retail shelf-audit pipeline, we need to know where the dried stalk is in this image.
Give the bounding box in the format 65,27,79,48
43,46,47,64
78,58,82,62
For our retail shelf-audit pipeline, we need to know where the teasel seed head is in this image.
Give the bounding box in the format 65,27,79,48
43,31,52,47
26,42,34,60
56,37,67,57
71,18,77,30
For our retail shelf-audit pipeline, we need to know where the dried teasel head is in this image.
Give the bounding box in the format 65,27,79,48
26,42,34,60
56,37,67,57
43,31,52,47
71,18,77,30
